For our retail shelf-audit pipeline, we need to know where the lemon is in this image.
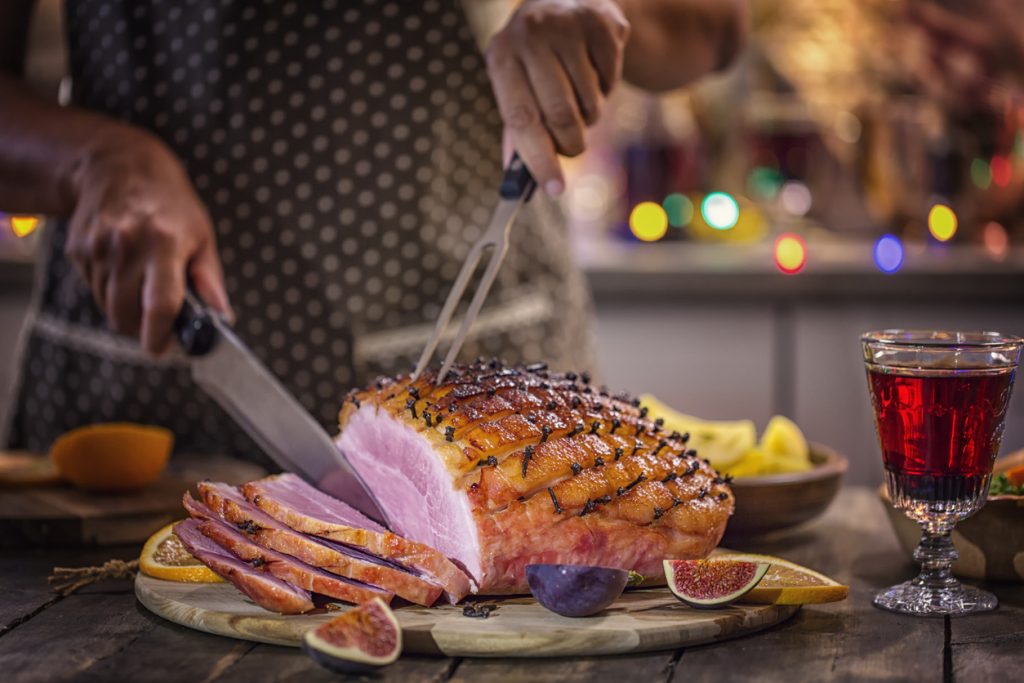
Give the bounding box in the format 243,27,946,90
760,415,809,462
712,550,848,605
639,395,755,470
723,447,769,477
140,523,224,583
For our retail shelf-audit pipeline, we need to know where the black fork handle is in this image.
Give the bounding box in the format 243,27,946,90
499,152,538,201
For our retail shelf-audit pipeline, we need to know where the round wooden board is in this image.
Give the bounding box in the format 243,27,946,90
136,574,799,657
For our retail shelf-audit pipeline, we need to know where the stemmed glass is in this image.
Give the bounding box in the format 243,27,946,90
863,330,1022,616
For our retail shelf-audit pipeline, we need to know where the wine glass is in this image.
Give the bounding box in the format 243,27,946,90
862,330,1022,616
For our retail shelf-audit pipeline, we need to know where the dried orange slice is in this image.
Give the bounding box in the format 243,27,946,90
713,551,848,605
139,523,223,583
50,423,172,492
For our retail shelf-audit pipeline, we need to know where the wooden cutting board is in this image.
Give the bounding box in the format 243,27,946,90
0,455,264,547
136,574,798,657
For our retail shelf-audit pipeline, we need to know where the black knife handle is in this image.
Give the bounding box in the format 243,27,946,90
499,152,537,201
175,288,219,356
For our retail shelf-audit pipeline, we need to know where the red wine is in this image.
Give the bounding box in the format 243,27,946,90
867,366,1015,507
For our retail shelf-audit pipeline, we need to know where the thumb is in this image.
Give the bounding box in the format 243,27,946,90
188,238,234,324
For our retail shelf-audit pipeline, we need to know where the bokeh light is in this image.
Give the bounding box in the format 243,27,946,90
629,202,669,242
990,156,1012,188
774,233,806,275
701,192,739,230
9,215,40,238
662,193,693,228
982,221,1009,260
779,181,812,216
873,234,904,274
747,167,784,200
567,174,613,222
927,204,957,242
970,158,991,190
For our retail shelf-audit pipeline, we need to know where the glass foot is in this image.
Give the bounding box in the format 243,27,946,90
874,580,998,616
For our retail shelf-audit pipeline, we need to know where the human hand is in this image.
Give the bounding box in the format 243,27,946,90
65,128,231,354
486,0,629,196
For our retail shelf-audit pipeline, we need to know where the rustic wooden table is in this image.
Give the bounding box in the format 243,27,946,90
1,486,1019,683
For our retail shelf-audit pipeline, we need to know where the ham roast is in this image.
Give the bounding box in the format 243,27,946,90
337,360,734,594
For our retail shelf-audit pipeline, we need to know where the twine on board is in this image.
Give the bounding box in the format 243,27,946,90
48,559,139,597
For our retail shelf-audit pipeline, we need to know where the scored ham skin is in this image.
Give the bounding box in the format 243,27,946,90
172,519,314,614
182,494,394,606
196,481,444,607
242,473,472,602
337,360,735,594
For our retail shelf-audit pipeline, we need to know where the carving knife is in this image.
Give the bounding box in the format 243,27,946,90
175,292,388,524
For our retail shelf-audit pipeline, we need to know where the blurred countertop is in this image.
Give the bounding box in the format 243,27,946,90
4,238,1024,303
578,241,1024,304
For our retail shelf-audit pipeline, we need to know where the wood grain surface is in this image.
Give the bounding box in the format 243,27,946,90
0,455,264,547
3,487,1022,682
135,575,797,657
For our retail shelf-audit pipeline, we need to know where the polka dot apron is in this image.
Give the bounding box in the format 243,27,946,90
3,0,595,461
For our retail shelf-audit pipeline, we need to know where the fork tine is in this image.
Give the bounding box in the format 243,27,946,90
435,236,510,386
410,239,489,381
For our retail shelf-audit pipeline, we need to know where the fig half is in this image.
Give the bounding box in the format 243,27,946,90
525,564,629,617
663,559,770,609
302,598,401,673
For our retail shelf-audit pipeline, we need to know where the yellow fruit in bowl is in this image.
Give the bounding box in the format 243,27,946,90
50,423,173,492
639,395,756,470
760,415,809,462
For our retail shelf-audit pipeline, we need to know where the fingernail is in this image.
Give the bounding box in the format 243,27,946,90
545,179,565,197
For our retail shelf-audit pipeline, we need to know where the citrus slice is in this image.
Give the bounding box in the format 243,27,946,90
712,551,848,605
639,395,756,470
759,415,809,462
140,523,223,583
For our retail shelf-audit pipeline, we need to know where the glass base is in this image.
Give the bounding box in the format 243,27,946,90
874,580,998,616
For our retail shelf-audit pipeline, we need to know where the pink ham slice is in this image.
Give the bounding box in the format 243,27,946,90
241,473,473,602
196,481,444,607
183,494,394,606
172,519,314,614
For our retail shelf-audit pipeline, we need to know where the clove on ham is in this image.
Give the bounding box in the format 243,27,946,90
336,360,734,594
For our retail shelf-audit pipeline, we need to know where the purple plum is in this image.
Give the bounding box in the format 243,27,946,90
525,564,629,617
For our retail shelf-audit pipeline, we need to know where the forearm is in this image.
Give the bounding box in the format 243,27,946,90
616,0,748,91
0,73,150,216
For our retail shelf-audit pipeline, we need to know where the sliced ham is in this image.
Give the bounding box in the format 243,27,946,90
242,473,472,602
183,494,393,606
336,360,735,593
172,519,314,614
196,481,444,607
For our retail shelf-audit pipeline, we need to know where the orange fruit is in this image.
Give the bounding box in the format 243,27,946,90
50,423,173,492
140,523,223,583
712,551,849,605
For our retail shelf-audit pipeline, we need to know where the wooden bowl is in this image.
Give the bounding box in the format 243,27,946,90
879,450,1024,583
724,444,848,538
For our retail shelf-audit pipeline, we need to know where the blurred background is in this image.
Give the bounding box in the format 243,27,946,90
2,0,1023,485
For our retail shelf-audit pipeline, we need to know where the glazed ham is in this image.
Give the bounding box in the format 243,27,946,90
183,495,393,606
337,360,734,594
173,519,314,614
193,482,444,607
242,473,472,602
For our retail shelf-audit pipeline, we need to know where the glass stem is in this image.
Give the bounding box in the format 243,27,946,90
912,523,959,591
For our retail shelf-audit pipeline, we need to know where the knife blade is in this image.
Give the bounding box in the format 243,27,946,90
175,291,388,524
